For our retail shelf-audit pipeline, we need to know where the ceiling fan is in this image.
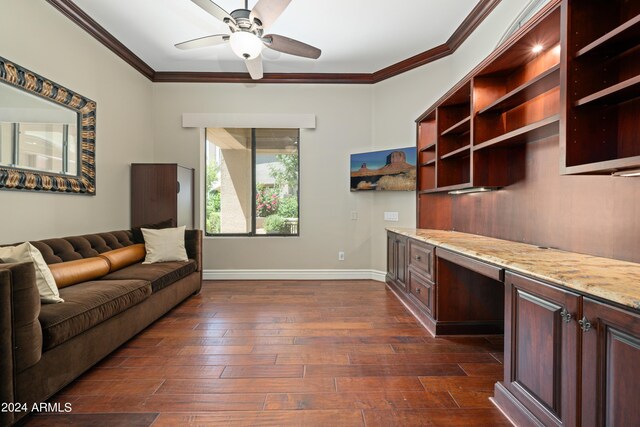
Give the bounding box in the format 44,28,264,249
175,0,322,79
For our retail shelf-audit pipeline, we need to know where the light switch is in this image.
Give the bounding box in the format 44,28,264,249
384,212,399,221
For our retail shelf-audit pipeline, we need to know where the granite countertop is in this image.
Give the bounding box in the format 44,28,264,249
388,228,640,311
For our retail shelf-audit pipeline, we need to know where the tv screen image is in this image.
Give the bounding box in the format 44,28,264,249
350,147,417,191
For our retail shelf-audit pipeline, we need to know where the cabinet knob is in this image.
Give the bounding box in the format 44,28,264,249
578,316,592,332
415,255,422,261
560,308,573,324
416,287,421,294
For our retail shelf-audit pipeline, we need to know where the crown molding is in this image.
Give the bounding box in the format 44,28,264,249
45,0,155,80
45,0,501,84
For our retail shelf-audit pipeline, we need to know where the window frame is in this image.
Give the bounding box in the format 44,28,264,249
204,127,300,238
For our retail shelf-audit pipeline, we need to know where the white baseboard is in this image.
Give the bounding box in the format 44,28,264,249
203,269,387,282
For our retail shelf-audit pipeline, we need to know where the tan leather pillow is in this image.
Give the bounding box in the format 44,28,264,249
49,257,110,289
99,244,145,272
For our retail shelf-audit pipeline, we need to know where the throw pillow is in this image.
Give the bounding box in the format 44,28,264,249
0,242,64,303
141,226,188,264
131,219,174,244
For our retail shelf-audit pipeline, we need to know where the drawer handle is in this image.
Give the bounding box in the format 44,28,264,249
579,316,592,332
560,308,573,324
415,255,422,261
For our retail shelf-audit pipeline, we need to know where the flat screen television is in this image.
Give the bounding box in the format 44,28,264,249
350,147,416,191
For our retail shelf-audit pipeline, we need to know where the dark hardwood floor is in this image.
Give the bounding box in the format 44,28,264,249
23,280,509,426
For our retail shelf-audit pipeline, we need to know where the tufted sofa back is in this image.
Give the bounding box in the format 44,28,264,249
24,231,135,265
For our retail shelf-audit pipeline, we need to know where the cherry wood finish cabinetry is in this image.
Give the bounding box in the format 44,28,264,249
562,0,640,174
386,232,408,291
495,272,640,427
131,163,195,229
415,2,561,194
581,298,640,427
386,232,503,336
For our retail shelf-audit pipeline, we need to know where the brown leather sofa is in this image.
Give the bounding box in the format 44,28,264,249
0,229,202,426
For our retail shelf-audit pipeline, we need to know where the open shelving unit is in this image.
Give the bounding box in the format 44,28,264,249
417,111,437,191
562,0,640,174
414,1,562,197
436,81,472,189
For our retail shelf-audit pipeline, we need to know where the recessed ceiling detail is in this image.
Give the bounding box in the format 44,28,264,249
45,0,501,84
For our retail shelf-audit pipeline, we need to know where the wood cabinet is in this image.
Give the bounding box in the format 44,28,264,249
581,298,640,427
386,232,407,291
496,272,640,427
415,2,561,194
562,0,640,174
386,232,503,336
131,163,195,229
497,271,580,427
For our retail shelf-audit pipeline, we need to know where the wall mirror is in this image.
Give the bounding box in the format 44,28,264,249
0,56,96,194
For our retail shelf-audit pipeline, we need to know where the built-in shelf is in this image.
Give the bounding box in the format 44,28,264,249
564,155,640,175
440,116,471,136
419,143,436,152
478,65,560,115
440,144,471,160
474,115,560,150
421,159,436,167
575,75,640,107
576,14,640,58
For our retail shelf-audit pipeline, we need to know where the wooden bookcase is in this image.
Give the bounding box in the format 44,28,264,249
436,81,472,190
417,111,437,191
414,1,561,194
562,0,640,174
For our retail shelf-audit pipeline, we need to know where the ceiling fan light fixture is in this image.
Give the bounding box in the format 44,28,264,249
229,31,263,59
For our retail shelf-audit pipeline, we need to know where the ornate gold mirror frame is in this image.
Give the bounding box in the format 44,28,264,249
0,56,96,195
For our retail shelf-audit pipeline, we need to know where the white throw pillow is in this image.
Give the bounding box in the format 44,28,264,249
0,242,64,303
141,226,189,264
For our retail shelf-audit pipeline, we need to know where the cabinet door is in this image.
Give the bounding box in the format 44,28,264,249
395,236,407,290
581,298,640,427
503,272,579,427
386,233,397,280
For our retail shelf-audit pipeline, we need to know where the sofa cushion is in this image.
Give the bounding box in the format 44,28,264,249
0,243,63,303
102,260,197,293
99,244,146,272
49,257,111,289
38,279,151,350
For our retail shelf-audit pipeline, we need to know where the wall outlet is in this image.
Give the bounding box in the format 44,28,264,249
384,211,399,221
338,251,345,261
350,211,358,220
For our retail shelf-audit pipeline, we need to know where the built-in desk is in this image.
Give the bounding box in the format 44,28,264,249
386,228,640,427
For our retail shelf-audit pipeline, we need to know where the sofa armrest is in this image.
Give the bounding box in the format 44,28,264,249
185,230,203,273
0,262,42,425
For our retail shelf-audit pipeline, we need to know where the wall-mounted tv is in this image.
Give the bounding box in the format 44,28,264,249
350,147,416,191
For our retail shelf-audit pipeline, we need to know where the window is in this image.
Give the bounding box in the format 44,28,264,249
0,122,78,175
205,128,299,236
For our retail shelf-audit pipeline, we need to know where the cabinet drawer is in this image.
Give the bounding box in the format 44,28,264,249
409,269,435,317
408,239,434,279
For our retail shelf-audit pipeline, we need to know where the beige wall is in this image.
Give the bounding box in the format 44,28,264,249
0,0,154,243
152,83,374,270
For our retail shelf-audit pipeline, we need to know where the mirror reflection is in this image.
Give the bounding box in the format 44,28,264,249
0,83,79,176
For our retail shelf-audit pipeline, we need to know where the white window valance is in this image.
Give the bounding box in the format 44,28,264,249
181,113,316,129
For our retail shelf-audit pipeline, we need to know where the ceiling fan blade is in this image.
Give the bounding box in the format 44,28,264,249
191,0,235,25
175,34,229,50
245,56,264,80
250,0,291,29
263,34,321,59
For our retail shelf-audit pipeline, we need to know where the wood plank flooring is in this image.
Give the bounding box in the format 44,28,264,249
23,280,509,426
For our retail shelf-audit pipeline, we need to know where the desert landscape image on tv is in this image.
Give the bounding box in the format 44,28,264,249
350,147,417,191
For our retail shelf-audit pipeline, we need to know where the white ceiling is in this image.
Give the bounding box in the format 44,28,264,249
72,0,480,74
